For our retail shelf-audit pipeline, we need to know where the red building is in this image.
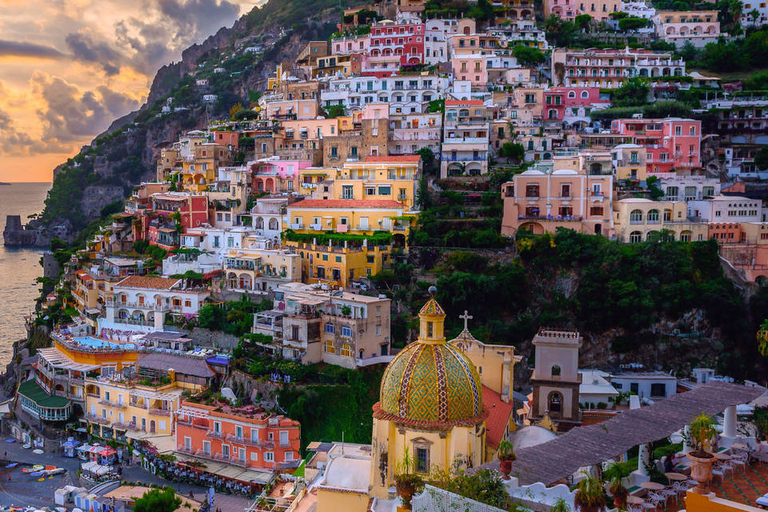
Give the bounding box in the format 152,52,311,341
140,193,209,249
369,20,425,67
175,401,301,472
611,118,702,173
211,130,240,150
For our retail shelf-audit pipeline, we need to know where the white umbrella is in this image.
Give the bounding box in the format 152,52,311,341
73,508,84,512
33,449,44,454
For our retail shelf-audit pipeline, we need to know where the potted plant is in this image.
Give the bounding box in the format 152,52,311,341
687,413,717,493
394,449,423,511
497,439,516,478
574,474,607,512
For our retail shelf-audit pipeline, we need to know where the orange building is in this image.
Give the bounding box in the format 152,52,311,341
175,401,301,471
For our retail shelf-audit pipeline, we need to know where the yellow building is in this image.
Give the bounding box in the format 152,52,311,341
180,144,230,193
332,156,421,211
286,240,390,288
369,292,487,499
614,198,708,243
298,167,331,196
612,144,647,182
286,199,412,239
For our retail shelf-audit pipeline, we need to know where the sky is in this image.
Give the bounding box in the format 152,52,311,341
0,0,265,183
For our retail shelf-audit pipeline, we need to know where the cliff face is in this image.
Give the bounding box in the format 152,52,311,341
8,0,342,247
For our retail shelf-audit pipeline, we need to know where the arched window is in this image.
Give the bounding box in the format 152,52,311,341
581,90,589,98
647,209,660,223
548,391,563,415
551,365,562,377
630,231,643,243
630,209,643,223
568,91,576,98
324,322,335,334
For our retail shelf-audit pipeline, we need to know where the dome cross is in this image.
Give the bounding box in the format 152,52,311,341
460,310,473,331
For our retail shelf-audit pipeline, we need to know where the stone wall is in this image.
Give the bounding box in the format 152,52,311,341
188,327,240,350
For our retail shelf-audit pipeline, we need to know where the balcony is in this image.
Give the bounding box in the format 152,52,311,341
518,214,582,222
206,430,225,440
149,408,171,417
99,399,126,409
85,414,109,425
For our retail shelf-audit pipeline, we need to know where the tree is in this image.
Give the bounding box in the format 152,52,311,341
229,103,244,120
750,8,762,23
499,142,525,163
324,104,346,118
512,45,546,67
609,11,628,19
233,109,258,121
415,147,437,174
618,16,649,31
416,175,433,209
545,15,577,47
468,0,495,23
612,77,650,107
133,487,181,512
755,147,768,171
575,14,592,32
427,99,445,113
679,41,699,63
645,176,665,200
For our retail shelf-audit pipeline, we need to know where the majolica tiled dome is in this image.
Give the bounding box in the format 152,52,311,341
377,293,483,426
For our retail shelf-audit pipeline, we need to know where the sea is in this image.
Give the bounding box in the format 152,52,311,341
0,182,51,367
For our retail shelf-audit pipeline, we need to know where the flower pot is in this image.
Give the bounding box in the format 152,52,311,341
500,458,514,478
688,452,715,494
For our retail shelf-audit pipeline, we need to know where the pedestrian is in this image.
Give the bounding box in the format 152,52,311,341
7,474,10,482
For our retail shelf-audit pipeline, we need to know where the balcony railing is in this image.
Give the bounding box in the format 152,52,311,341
85,413,109,425
149,408,171,416
206,430,225,439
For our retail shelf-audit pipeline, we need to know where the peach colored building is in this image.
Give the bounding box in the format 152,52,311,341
176,401,301,471
545,0,621,20
501,168,614,237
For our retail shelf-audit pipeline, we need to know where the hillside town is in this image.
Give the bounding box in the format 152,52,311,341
5,0,768,511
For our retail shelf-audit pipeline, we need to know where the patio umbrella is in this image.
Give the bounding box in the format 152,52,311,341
33,449,44,455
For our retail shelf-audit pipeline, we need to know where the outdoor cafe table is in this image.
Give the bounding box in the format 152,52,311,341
641,481,666,491
627,496,645,505
732,443,749,450
665,473,687,481
715,452,732,460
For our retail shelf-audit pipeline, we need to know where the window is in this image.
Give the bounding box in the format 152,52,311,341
324,322,335,334
427,321,434,338
325,340,335,353
647,209,660,223
251,428,259,443
214,421,221,434
581,91,589,98
630,210,643,224
236,425,243,440
416,447,430,473
561,184,571,198
630,382,639,394
184,436,191,450
279,431,289,446
629,231,642,243
675,126,682,136
548,392,563,415
651,383,667,397
551,365,561,377
251,452,259,461
285,451,295,461
265,452,274,462
341,326,353,337
203,440,211,455
526,184,539,198
341,344,353,357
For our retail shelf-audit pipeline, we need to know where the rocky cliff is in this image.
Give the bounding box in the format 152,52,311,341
7,0,344,247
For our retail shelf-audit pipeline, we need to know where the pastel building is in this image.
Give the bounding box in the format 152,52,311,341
545,0,621,20
544,87,609,126
224,246,301,294
250,159,312,193
611,118,702,173
551,48,685,88
331,156,421,211
441,99,490,177
653,10,721,47
368,18,426,67
500,167,614,237
613,198,708,242
687,195,763,224
612,144,648,182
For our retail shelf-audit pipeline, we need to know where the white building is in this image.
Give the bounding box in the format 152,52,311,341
741,0,768,26
101,276,210,333
224,246,301,295
610,371,677,401
320,75,450,115
688,195,763,223
658,175,720,202
250,197,289,241
578,370,619,408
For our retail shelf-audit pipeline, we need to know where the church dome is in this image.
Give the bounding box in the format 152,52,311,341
376,291,484,427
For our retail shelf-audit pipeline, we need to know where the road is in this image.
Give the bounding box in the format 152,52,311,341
0,439,252,510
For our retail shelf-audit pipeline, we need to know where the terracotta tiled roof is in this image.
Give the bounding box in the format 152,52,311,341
363,155,421,163
482,386,513,450
115,276,179,290
288,199,405,209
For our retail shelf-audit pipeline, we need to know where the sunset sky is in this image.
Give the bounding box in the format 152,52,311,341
0,0,263,183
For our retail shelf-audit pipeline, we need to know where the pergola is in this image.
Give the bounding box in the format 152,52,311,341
486,381,765,485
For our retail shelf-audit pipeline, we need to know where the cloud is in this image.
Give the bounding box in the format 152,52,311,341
158,0,241,40
0,39,65,59
65,30,127,76
31,71,140,145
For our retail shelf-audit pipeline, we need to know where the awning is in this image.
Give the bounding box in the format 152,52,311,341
481,381,766,485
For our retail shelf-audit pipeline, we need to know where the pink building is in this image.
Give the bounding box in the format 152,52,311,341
332,34,369,55
250,159,312,193
452,55,488,88
500,169,614,236
544,87,609,125
611,118,702,173
369,20,425,66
